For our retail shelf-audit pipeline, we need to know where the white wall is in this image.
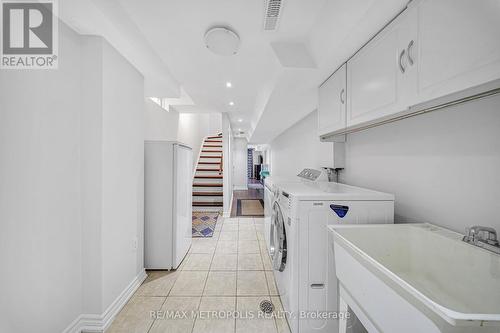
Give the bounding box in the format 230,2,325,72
177,113,210,171
100,39,145,311
176,112,222,172
80,36,104,315
144,106,222,171
80,36,146,316
0,23,146,332
233,138,249,190
269,98,500,234
208,113,222,135
269,110,333,178
145,99,179,141
0,23,83,333
340,95,500,233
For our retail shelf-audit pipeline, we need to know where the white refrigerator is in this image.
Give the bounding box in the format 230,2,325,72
144,141,193,269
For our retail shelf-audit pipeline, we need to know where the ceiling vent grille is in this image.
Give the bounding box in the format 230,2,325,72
263,0,284,31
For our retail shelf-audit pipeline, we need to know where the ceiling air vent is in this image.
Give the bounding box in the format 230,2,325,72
263,0,284,31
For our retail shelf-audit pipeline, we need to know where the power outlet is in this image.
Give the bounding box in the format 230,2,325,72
132,237,138,252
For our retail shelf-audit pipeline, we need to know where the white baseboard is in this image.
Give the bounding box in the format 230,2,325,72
63,269,147,333
233,185,248,191
223,191,234,218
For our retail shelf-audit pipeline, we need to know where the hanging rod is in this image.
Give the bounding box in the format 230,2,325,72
321,80,500,142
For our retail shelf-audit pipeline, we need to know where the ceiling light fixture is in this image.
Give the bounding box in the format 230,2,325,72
238,119,243,122
226,81,232,88
229,101,235,106
204,27,240,56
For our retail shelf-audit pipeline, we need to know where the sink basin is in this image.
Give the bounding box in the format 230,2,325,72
328,223,500,332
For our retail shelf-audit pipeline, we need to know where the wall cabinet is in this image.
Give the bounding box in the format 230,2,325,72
318,63,347,136
414,0,500,103
319,0,500,137
346,9,417,127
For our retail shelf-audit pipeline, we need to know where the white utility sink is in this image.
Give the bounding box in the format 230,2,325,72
328,223,500,333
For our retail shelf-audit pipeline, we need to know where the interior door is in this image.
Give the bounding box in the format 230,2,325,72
415,0,500,102
318,63,347,136
173,144,193,268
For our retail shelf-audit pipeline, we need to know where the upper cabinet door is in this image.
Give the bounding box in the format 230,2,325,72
415,0,500,101
346,12,414,127
318,63,347,136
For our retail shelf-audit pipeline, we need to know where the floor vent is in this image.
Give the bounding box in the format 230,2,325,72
260,300,274,314
263,0,284,31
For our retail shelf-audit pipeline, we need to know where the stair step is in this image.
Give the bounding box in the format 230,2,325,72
193,134,223,209
193,202,223,207
198,161,220,165
193,196,223,203
192,187,223,192
196,172,223,178
194,175,223,179
193,183,223,187
193,192,223,196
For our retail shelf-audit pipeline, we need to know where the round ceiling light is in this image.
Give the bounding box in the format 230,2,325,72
204,27,240,56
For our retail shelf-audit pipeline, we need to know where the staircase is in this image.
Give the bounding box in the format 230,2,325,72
192,134,224,212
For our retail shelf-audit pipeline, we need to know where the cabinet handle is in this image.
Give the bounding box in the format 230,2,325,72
407,40,415,66
399,49,406,73
340,89,345,104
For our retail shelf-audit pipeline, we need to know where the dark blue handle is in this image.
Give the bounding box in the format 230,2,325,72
330,204,349,218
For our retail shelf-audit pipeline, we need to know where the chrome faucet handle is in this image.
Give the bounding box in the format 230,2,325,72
467,226,498,245
464,227,471,240
463,226,500,254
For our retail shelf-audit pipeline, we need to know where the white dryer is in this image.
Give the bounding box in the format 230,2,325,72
270,180,394,333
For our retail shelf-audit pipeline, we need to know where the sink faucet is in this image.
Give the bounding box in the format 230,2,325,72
463,225,500,254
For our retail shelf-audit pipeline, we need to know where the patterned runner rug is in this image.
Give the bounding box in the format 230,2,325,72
192,212,219,237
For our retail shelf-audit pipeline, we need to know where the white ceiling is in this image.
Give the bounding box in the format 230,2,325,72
61,0,408,144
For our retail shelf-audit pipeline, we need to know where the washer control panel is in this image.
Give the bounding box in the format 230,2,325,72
297,168,327,182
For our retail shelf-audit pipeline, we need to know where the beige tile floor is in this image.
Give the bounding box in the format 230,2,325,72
107,217,291,333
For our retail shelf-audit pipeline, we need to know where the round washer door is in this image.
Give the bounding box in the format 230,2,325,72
271,201,287,272
269,203,278,258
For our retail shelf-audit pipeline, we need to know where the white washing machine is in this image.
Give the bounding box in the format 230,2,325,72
263,170,328,257
270,179,395,333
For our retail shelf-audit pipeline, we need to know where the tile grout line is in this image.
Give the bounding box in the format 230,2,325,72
190,223,218,333
235,217,240,333
146,294,168,333
188,296,202,333
254,218,276,330
147,249,193,332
